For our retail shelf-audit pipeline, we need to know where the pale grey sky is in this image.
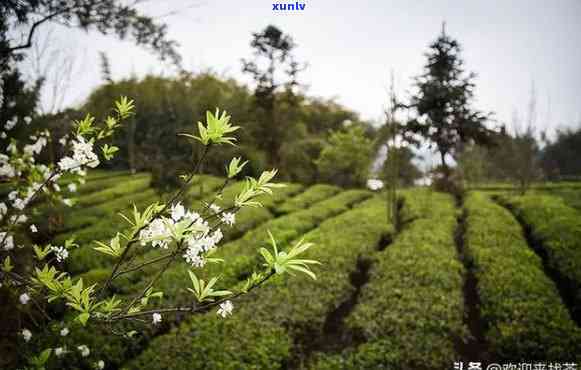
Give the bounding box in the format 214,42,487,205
37,0,581,134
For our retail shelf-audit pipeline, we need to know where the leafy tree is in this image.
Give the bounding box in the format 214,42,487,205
316,125,373,187
381,146,422,187
541,126,581,180
0,0,181,118
456,143,489,188
0,1,181,71
402,25,492,179
242,25,304,168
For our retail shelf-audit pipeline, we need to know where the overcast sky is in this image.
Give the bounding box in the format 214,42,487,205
36,0,581,134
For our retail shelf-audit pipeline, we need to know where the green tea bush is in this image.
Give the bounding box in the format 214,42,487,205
464,192,581,360
276,184,340,214
313,190,466,369
501,193,581,319
73,175,152,208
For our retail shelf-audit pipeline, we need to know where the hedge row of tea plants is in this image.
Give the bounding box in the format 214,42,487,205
501,193,581,320
312,189,466,369
125,196,392,370
464,192,581,360
276,184,340,214
73,174,152,208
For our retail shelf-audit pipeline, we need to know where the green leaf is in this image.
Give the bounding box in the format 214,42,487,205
77,312,90,326
2,256,13,272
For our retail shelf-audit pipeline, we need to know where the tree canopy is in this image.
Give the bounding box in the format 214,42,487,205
402,25,492,177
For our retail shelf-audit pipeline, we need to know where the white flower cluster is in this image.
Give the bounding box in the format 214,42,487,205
1,231,14,251
50,246,69,262
21,328,32,342
9,182,41,211
366,178,384,191
0,202,7,220
217,300,234,318
0,153,16,178
152,312,162,325
58,136,99,172
138,202,235,268
23,136,47,157
5,116,18,131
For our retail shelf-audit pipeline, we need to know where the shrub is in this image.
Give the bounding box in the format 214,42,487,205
500,193,581,320
313,190,466,369
464,192,581,360
276,184,340,214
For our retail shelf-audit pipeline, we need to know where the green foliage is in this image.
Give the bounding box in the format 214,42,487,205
260,231,319,279
541,126,581,180
74,175,151,208
80,72,367,186
316,125,374,187
403,27,492,175
126,196,390,370
276,184,340,214
464,192,581,359
381,146,422,187
0,0,181,71
315,190,465,369
500,193,581,319
180,109,240,146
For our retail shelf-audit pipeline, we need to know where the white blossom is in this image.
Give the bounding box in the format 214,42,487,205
217,300,233,318
170,202,185,221
139,218,171,249
71,136,99,168
60,327,69,337
51,246,69,262
1,232,14,251
23,137,47,156
63,198,73,207
0,132,5,139
96,360,105,369
152,313,162,325
183,245,206,268
366,179,384,191
58,156,81,172
55,347,65,357
221,212,235,226
0,163,15,178
5,117,17,130
183,211,201,224
0,202,6,220
19,293,30,305
10,214,27,224
23,116,32,125
21,329,32,342
8,191,17,201
13,198,27,210
30,224,38,233
67,183,77,193
211,229,223,245
53,183,61,192
78,345,90,357
209,204,221,214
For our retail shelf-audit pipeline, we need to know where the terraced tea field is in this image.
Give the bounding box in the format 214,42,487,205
27,173,581,368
